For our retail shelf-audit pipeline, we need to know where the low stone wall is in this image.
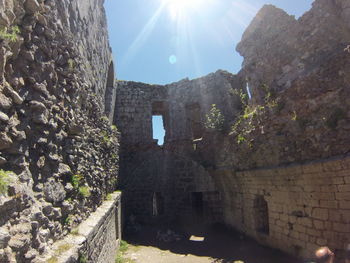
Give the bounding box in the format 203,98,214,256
34,192,122,263
215,155,350,259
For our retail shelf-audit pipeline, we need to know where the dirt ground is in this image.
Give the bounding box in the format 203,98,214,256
122,224,304,263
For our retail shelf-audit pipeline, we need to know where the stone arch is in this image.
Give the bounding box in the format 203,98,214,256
104,61,116,121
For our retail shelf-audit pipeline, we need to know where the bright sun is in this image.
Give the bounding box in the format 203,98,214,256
162,0,202,19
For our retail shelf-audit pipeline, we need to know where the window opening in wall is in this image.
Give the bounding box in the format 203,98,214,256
246,83,252,100
152,192,164,216
152,116,165,146
186,103,203,140
152,101,168,146
254,195,269,235
192,192,204,217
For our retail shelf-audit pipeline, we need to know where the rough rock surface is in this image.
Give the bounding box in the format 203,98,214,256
0,0,119,261
220,0,350,170
114,0,350,261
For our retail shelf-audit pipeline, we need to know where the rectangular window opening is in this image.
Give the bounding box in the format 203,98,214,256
152,115,165,146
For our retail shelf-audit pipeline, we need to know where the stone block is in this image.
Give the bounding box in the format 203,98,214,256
323,159,344,172
333,222,350,232
312,208,329,220
313,220,324,230
307,228,322,238
335,192,350,200
319,200,338,209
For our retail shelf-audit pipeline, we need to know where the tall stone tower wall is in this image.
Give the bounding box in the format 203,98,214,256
0,0,119,261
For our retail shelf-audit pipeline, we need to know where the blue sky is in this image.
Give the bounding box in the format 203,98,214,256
104,0,314,144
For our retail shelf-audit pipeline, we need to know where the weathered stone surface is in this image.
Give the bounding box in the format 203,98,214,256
0,228,10,249
0,132,13,150
0,93,12,110
114,0,350,261
0,111,9,122
0,0,119,260
24,0,40,14
43,179,66,204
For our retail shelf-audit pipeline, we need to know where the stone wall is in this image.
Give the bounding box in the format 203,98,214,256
0,0,119,261
34,192,122,263
115,70,244,147
115,71,243,225
229,0,350,170
214,155,350,259
113,0,350,261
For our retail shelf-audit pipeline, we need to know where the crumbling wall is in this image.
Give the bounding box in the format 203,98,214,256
0,0,119,261
115,70,243,225
113,0,350,260
202,0,350,259
225,0,350,170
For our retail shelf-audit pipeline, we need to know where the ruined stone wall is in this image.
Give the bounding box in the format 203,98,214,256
214,156,350,259
115,70,243,147
0,0,119,261
198,0,350,259
114,81,167,146
227,0,350,170
115,71,243,225
113,0,350,260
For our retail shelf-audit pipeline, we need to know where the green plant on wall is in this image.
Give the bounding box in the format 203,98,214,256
71,174,83,189
205,104,225,131
71,174,91,198
67,59,75,71
78,186,91,198
0,26,20,42
101,130,112,145
0,169,12,195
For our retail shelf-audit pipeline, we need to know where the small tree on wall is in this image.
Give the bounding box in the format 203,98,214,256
205,104,225,131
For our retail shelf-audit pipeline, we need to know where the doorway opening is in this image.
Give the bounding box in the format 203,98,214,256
192,192,204,217
254,195,269,235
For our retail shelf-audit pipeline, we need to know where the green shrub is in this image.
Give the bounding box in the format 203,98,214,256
237,134,246,144
0,26,20,42
0,170,12,195
205,104,225,131
79,254,87,263
64,215,73,225
71,174,83,189
68,59,75,70
78,186,91,198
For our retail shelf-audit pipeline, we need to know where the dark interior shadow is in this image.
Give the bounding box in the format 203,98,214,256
124,223,305,263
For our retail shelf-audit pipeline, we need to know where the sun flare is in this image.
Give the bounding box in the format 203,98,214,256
162,0,203,19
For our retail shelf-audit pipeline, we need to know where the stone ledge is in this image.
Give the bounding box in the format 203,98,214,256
34,192,121,263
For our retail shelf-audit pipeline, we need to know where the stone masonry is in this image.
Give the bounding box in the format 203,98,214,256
114,0,350,261
115,71,243,225
214,156,350,259
0,0,119,261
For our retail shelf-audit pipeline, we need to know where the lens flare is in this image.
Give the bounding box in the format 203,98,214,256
162,0,203,19
169,55,177,64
